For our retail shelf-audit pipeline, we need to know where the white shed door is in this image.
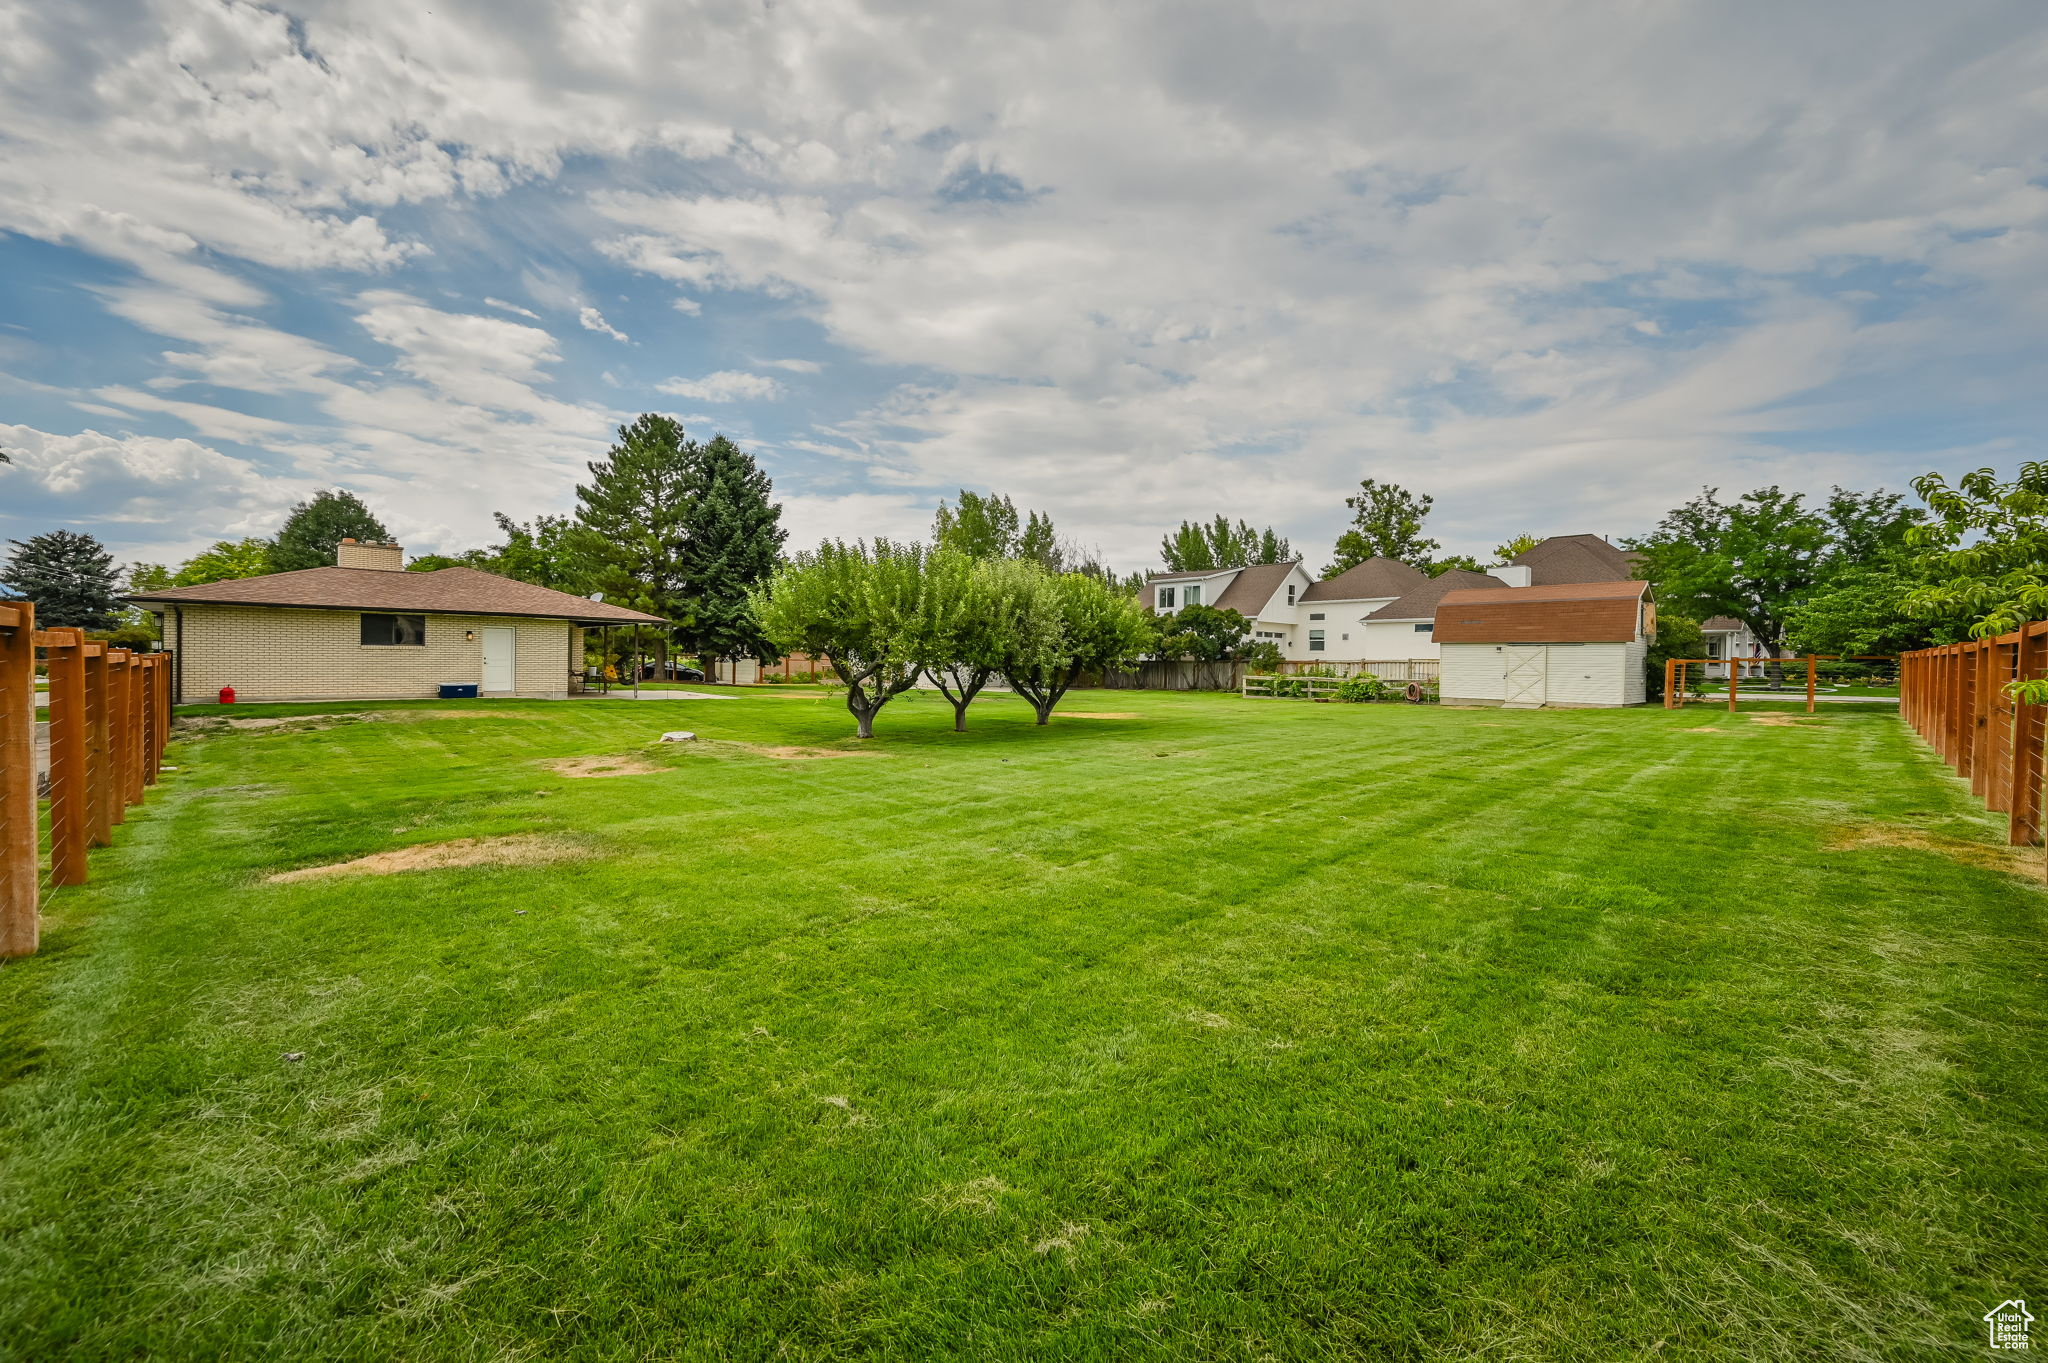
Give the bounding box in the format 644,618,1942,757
482,627,516,692
1502,645,1547,706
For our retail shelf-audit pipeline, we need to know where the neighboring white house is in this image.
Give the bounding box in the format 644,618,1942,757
1700,615,1773,678
1140,534,1645,665
1434,579,1654,708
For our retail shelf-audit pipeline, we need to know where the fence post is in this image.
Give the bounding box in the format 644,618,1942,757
106,650,132,826
45,627,90,887
0,601,38,958
85,645,113,847
2011,625,2046,848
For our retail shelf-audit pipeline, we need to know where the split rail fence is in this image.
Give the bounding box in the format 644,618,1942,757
0,601,172,958
1900,623,2046,865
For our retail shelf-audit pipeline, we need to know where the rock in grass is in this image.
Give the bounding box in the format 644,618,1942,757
282,1052,304,1063
659,731,698,743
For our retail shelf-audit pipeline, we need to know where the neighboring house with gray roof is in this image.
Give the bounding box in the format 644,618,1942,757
126,538,666,703
1140,535,1640,664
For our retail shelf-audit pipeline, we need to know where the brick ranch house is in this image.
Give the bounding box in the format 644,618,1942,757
126,539,666,704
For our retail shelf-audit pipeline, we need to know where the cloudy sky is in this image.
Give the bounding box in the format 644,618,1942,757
2,0,2043,574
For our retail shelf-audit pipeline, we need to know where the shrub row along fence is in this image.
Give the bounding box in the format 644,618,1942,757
0,602,173,958
1900,622,2045,863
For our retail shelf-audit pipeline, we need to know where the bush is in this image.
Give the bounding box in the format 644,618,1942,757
1336,674,1389,703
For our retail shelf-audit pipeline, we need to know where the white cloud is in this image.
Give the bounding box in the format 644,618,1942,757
655,370,785,403
579,306,630,343
2,1,2044,569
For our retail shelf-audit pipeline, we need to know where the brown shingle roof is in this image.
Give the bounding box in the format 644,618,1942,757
1509,534,1641,585
1364,568,1507,621
1433,579,1649,644
1700,615,1745,632
127,566,668,625
1300,556,1429,602
1213,561,1299,617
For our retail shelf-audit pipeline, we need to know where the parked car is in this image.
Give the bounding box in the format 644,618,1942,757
639,661,704,682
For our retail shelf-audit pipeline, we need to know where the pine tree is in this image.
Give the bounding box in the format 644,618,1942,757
572,414,698,628
675,435,785,661
269,490,390,572
3,530,123,629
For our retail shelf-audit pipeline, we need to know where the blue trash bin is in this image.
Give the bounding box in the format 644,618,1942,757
438,683,479,699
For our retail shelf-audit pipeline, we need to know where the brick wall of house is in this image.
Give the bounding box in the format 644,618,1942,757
168,605,582,702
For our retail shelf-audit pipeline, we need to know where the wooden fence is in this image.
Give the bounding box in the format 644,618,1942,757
0,601,172,958
1276,659,1441,682
1900,622,2045,856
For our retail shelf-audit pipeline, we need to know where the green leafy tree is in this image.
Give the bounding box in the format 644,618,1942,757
406,551,492,573
174,538,273,586
572,414,697,630
1904,461,2048,638
1644,613,1706,701
914,553,1038,732
269,490,389,572
1424,554,1485,576
1153,603,1250,662
752,540,931,738
1016,511,1062,571
3,530,122,629
1629,485,1920,688
676,435,785,663
1001,572,1154,725
1493,533,1542,562
1326,479,1439,575
1785,569,1940,656
486,513,588,593
933,491,1023,560
1159,516,1293,571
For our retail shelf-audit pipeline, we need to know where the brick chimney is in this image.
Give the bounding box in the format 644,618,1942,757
336,538,405,571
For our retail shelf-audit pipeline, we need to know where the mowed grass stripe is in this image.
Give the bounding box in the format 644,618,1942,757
0,690,2040,1361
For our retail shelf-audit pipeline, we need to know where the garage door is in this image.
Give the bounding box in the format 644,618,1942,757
1502,645,1547,706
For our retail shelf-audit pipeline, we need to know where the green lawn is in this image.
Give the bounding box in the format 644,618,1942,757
1,689,2041,1360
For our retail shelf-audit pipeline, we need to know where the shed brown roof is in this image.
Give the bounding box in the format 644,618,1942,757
1433,579,1649,644
1300,555,1429,602
1509,534,1642,585
127,565,668,625
1364,568,1507,621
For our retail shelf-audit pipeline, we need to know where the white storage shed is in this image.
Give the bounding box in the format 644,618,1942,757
1433,580,1654,708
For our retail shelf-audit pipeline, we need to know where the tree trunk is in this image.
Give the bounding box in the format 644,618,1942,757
1033,700,1054,725
951,698,971,732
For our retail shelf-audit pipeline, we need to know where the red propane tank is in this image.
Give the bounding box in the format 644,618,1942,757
219,685,237,705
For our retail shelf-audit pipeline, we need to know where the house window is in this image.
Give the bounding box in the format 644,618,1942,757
1287,585,1297,605
1157,586,1176,611
1309,630,1325,652
1308,612,1325,621
1414,623,1432,633
1184,584,1202,606
361,613,426,646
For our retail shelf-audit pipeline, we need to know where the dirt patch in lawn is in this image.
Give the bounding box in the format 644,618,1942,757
269,835,582,883
1827,824,2044,879
1684,726,1729,734
744,743,881,760
1749,714,1819,727
1059,711,1142,720
542,754,663,778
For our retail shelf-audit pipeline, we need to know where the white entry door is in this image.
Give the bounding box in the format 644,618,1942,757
481,627,516,693
1502,645,1547,707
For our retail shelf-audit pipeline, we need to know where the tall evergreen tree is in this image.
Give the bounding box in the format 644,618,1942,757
269,489,390,572
3,530,122,629
676,435,786,661
572,414,698,628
